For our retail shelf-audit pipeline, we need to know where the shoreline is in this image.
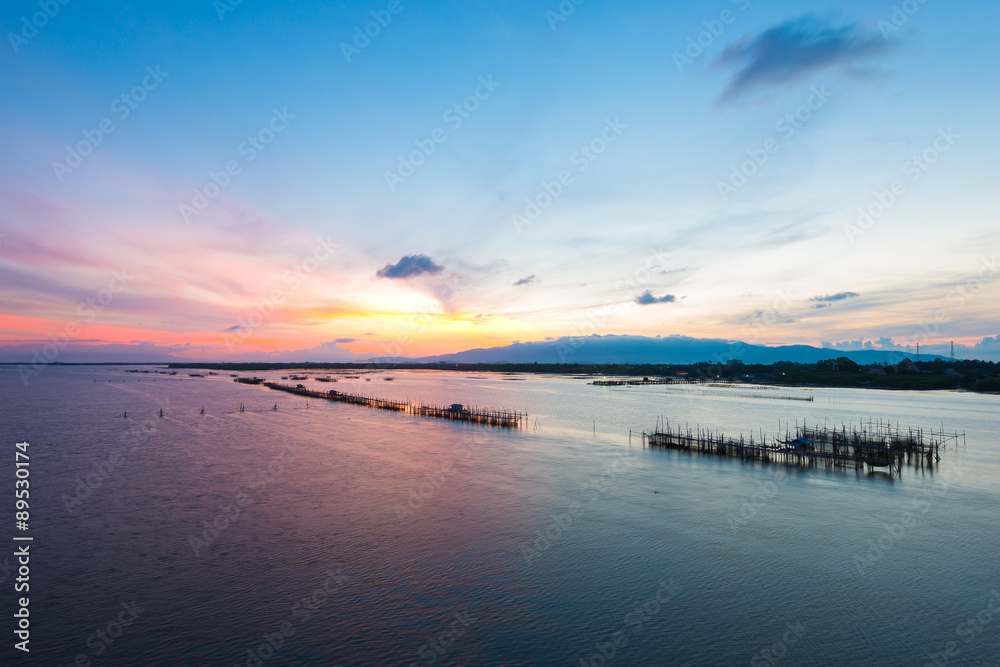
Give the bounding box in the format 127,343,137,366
3,361,996,393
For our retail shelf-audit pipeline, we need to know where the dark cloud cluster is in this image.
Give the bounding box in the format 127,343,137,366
635,291,676,305
810,291,859,309
376,254,444,279
715,15,890,104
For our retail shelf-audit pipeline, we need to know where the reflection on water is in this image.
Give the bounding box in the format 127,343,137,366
2,366,998,666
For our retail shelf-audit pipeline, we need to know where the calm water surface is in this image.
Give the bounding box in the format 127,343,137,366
1,366,998,666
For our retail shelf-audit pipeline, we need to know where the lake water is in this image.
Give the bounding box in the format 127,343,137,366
2,366,998,666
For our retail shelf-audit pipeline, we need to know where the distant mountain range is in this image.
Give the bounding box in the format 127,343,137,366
0,334,961,365
375,335,948,366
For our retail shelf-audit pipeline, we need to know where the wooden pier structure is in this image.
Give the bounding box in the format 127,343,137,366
235,379,524,428
642,419,963,475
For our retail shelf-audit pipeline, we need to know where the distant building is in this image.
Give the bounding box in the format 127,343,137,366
866,368,887,375
945,368,965,377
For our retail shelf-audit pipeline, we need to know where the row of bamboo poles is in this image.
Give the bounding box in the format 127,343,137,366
643,419,963,475
235,379,524,428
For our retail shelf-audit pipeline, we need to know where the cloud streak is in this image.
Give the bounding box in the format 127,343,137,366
810,290,859,309
811,291,859,302
513,275,536,286
715,15,889,104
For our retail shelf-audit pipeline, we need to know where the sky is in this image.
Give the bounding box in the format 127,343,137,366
1,0,998,362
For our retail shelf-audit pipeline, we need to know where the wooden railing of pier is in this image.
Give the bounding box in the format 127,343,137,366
235,380,524,428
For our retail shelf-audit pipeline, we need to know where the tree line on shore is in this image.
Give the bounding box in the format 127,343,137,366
166,357,1000,392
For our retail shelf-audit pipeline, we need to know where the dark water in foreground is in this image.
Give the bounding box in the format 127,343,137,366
1,366,998,666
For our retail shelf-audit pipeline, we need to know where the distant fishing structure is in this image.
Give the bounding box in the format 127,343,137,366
595,378,814,401
642,418,964,476
590,377,703,386
234,378,524,428
616,386,814,402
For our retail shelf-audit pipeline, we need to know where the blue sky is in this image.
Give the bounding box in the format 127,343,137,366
1,0,998,361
